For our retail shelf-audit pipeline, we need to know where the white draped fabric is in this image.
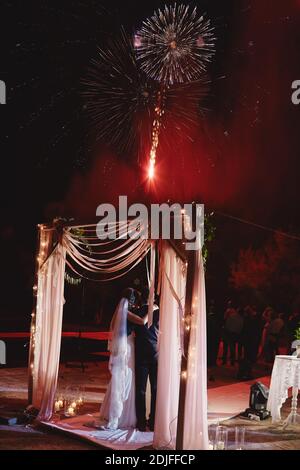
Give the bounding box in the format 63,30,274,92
153,244,186,449
147,242,156,327
33,242,66,421
62,226,152,280
30,222,208,449
42,416,153,450
31,225,152,421
153,244,208,450
184,249,209,450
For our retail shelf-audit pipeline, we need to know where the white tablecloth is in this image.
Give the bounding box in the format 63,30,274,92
267,355,300,422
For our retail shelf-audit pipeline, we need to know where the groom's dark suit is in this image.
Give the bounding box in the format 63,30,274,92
134,304,159,430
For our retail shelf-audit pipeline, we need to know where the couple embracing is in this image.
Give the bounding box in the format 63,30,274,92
99,286,159,432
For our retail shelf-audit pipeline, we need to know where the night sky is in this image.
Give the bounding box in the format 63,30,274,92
1,0,300,322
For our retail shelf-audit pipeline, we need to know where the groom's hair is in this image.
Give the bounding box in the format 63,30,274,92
141,286,149,303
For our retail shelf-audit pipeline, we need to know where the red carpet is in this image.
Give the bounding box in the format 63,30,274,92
0,332,110,340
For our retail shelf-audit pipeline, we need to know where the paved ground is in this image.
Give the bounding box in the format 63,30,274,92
0,359,299,450
0,363,107,450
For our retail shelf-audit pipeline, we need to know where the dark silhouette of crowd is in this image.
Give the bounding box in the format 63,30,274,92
207,300,300,381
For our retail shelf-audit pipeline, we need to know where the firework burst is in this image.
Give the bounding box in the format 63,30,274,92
134,3,216,85
82,28,158,156
82,28,210,161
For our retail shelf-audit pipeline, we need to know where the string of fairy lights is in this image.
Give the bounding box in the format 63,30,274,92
30,224,51,376
30,212,300,384
30,216,201,386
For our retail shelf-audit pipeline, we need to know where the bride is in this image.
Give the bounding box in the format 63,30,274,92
98,288,148,430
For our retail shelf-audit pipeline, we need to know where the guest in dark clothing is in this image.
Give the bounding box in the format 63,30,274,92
131,286,159,432
238,306,260,380
265,311,284,362
207,300,221,367
251,305,263,361
287,308,300,353
222,303,243,365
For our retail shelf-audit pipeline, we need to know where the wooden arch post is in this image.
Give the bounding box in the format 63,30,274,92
175,203,199,450
28,219,61,405
28,224,42,404
175,247,196,450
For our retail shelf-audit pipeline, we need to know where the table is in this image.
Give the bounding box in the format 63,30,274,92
267,355,300,428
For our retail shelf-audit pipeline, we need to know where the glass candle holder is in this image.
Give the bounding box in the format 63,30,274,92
208,424,217,450
76,386,85,409
64,399,77,417
54,399,61,413
54,395,64,414
235,426,245,450
64,385,80,416
215,426,228,450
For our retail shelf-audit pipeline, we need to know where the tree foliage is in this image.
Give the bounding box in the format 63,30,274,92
230,233,300,308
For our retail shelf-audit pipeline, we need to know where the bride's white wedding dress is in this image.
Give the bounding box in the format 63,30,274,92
99,298,136,430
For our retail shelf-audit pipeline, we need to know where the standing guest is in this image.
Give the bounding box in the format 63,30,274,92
251,305,264,362
237,306,261,380
260,306,273,358
224,300,236,321
265,310,284,362
262,306,273,324
236,306,244,360
207,300,221,381
287,307,300,353
222,301,234,364
222,302,244,366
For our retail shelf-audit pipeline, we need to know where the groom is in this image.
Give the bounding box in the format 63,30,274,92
133,286,159,432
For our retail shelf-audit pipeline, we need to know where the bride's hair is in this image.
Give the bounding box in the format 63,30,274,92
121,287,136,304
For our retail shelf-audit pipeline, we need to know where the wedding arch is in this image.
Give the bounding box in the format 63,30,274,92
28,215,208,450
